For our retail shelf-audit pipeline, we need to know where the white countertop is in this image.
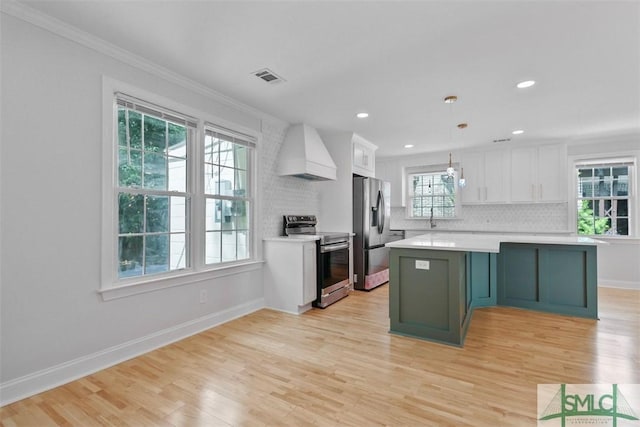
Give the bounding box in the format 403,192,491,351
263,236,320,242
402,228,573,235
386,233,604,253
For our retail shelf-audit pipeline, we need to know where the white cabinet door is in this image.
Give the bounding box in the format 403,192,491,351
483,149,506,203
537,144,566,202
511,145,566,203
510,147,537,202
264,240,317,314
302,242,317,304
352,136,376,177
461,150,506,204
461,152,484,204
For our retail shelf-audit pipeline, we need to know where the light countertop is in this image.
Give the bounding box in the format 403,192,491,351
263,236,320,242
386,233,605,253
402,228,573,235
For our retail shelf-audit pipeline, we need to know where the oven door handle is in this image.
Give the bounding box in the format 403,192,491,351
320,242,350,253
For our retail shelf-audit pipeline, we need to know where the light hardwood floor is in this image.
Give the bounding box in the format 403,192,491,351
1,286,638,426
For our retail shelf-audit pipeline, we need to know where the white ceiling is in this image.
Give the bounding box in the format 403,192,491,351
19,0,640,157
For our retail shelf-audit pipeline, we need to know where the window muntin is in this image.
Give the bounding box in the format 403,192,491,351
116,97,193,279
204,128,253,264
407,170,457,218
576,162,632,236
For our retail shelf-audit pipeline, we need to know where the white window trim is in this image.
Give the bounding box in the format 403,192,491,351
568,151,638,238
404,163,461,219
101,77,261,300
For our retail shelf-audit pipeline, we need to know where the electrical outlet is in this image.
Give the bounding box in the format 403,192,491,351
415,260,430,270
199,290,207,304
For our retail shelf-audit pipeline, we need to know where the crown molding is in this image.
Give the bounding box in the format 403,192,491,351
0,0,288,128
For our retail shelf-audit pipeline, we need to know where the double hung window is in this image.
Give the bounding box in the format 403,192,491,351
116,95,195,279
204,127,254,264
576,160,633,236
407,168,458,218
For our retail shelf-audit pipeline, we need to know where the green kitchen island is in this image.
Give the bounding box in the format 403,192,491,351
386,233,602,346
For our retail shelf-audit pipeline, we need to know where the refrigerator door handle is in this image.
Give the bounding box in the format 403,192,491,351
377,190,384,234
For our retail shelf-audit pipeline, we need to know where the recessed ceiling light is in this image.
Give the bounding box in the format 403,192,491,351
404,144,414,148
512,129,524,135
443,95,458,104
516,80,536,89
356,112,369,119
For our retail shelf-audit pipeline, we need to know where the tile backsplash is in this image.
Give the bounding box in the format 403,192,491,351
260,118,320,237
391,203,570,233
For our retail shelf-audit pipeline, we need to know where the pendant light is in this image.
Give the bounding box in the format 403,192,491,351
447,152,455,177
444,96,458,179
459,167,466,188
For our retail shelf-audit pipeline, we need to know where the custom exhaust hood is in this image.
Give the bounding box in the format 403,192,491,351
277,123,337,181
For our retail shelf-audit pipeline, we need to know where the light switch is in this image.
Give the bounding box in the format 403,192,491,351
415,260,430,270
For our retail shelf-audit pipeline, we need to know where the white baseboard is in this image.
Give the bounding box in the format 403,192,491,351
0,297,265,406
598,280,640,290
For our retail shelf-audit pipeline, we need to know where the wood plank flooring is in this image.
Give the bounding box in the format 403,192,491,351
1,285,638,426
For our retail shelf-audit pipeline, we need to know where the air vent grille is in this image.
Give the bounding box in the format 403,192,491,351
493,138,512,143
253,68,285,84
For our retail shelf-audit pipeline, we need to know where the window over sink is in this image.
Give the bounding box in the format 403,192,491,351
406,165,459,219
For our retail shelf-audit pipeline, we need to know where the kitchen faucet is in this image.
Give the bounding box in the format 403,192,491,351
429,208,436,229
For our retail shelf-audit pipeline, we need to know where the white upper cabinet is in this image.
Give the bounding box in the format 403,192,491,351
537,144,567,202
509,147,536,203
461,149,507,204
352,135,377,177
510,144,567,203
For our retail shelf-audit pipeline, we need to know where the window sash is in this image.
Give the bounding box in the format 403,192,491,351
575,161,633,237
203,125,254,265
116,98,194,280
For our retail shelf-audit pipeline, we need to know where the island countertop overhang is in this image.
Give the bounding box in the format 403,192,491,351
385,232,605,252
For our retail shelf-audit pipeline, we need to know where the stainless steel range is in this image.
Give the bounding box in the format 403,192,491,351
283,215,351,308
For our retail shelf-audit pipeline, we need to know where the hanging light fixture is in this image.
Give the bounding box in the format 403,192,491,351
447,152,455,177
443,96,467,185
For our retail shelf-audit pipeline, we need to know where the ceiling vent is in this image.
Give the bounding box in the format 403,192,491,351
493,138,512,143
253,68,286,84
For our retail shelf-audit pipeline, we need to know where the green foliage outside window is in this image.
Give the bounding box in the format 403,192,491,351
577,200,610,235
117,106,187,278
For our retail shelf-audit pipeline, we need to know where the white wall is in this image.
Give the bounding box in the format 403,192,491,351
0,10,319,404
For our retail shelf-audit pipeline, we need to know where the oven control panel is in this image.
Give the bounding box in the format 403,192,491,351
285,215,316,224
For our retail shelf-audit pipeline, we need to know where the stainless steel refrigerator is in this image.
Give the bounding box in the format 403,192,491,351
353,176,393,290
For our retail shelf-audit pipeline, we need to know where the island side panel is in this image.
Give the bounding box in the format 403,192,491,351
468,252,498,308
497,243,598,319
389,248,469,346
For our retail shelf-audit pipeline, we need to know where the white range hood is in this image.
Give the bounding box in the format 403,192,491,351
277,123,337,181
